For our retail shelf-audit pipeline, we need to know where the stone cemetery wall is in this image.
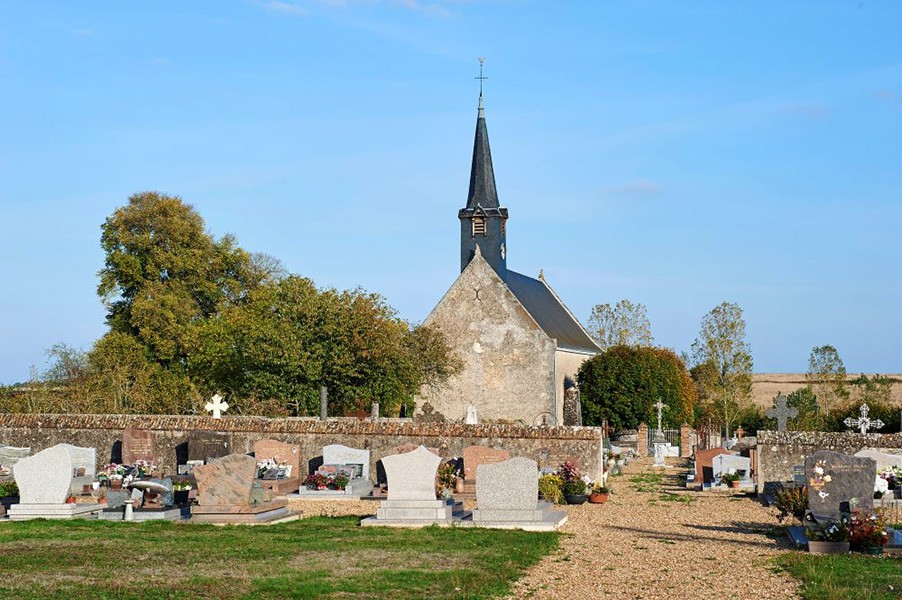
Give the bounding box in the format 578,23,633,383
756,429,902,493
0,413,604,481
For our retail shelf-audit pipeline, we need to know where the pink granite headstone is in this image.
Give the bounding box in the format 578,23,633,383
253,439,301,478
193,454,257,507
122,428,156,465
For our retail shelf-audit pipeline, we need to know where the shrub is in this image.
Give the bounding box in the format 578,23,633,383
0,480,19,497
774,486,808,523
561,479,587,496
538,474,564,505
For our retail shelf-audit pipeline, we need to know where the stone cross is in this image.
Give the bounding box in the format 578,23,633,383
844,403,884,434
466,405,478,425
736,426,745,440
765,394,797,432
205,394,228,419
653,400,666,433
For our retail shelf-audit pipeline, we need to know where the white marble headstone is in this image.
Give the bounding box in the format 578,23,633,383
322,444,370,481
854,449,902,471
14,445,74,504
476,457,538,511
713,453,751,480
382,446,441,502
57,444,97,477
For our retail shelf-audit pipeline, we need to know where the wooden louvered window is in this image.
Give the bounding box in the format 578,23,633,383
472,217,486,236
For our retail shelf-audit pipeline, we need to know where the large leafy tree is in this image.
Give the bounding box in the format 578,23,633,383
578,345,696,430
806,344,849,416
189,276,460,417
587,299,653,351
690,301,753,439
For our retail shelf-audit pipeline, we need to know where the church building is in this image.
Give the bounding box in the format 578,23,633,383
416,91,600,426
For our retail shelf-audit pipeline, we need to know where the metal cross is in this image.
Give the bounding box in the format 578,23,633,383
766,393,798,432
205,393,229,419
844,403,884,434
475,57,488,97
653,400,666,433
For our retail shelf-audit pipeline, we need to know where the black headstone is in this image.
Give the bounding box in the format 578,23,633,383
805,450,875,521
186,431,231,464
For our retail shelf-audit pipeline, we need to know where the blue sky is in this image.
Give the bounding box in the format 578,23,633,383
1,1,900,384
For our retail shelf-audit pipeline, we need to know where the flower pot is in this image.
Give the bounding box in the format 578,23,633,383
564,494,588,505
65,497,77,504
588,493,608,504
808,541,849,555
454,479,465,494
860,546,884,556
173,490,190,505
729,480,741,489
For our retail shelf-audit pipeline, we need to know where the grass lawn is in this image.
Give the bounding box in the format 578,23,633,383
0,516,557,599
774,552,901,600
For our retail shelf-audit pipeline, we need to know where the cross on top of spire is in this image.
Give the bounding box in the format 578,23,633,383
476,57,487,98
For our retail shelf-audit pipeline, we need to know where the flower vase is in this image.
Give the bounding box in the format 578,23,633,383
807,541,849,555
454,478,465,494
588,493,608,504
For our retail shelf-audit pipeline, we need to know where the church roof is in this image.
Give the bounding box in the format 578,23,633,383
465,96,500,210
504,270,601,353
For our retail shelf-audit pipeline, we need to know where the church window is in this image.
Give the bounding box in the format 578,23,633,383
472,217,486,236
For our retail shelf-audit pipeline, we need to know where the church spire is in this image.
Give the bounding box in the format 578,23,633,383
466,58,499,210
460,58,508,277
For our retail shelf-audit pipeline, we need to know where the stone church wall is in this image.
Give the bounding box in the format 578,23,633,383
0,413,604,481
417,253,556,425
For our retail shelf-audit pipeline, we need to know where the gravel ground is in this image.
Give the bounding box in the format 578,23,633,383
504,457,801,600
285,458,801,600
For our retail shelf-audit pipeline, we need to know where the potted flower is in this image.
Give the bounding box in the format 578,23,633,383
588,483,611,504
720,471,741,489
874,475,889,500
848,510,889,555
806,517,850,554
437,459,462,495
172,480,193,505
0,480,19,517
303,473,328,491
538,473,564,505
557,461,588,504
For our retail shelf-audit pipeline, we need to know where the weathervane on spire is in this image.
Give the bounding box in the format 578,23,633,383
476,57,487,98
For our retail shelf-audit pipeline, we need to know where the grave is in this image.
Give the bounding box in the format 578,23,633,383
853,448,902,471
8,445,103,520
470,457,566,531
361,446,462,528
186,431,231,464
711,453,754,491
461,445,511,495
122,428,156,465
291,444,372,500
805,450,875,521
190,453,295,524
98,477,189,521
0,445,31,476
693,448,734,486
253,439,301,495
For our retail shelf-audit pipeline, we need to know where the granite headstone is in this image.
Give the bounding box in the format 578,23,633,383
14,445,73,504
122,428,156,465
323,444,370,481
193,453,257,507
806,450,875,520
186,431,230,464
254,439,301,478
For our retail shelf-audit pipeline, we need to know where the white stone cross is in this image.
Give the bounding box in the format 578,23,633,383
766,394,798,432
653,400,666,433
844,403,884,434
205,394,229,419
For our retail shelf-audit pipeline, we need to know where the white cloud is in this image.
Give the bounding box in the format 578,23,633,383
260,1,309,16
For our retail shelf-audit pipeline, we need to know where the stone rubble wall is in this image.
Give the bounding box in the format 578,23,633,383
756,429,902,493
0,413,604,482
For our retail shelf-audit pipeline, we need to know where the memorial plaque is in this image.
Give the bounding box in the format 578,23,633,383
122,428,156,465
186,431,230,464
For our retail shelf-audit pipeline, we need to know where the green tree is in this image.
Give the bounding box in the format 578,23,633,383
586,299,653,351
805,345,849,416
189,276,461,417
578,345,696,430
690,302,753,439
785,386,821,431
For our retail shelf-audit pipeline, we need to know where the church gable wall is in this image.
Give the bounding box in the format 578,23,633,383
417,255,556,425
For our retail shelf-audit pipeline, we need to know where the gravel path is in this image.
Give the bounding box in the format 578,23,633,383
285,457,801,599
504,457,800,600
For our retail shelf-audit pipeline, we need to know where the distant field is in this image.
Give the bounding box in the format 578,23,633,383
752,373,902,408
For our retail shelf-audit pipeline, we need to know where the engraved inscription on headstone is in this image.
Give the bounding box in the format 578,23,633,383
187,431,230,464
122,428,156,465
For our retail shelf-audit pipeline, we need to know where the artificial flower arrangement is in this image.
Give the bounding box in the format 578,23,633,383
848,510,889,550
437,459,462,491
805,515,850,542
876,466,901,491
302,472,350,491
256,458,291,479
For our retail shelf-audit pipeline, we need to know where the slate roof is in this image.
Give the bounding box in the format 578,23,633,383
464,97,499,210
504,270,601,353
